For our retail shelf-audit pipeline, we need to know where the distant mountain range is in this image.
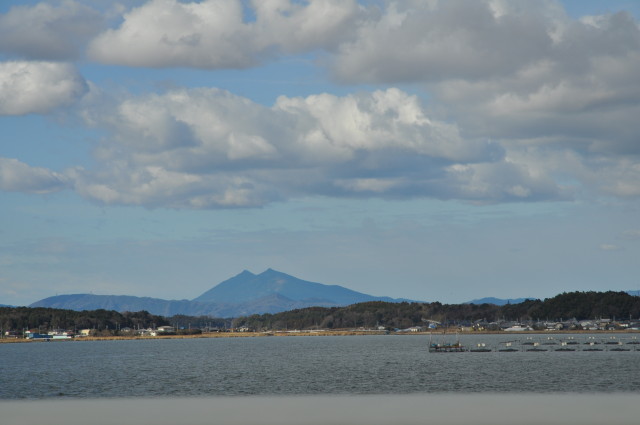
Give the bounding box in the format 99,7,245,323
465,297,535,306
467,292,640,306
22,271,640,317
29,269,411,317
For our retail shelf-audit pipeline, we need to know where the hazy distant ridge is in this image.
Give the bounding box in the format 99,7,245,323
465,297,535,306
29,269,410,317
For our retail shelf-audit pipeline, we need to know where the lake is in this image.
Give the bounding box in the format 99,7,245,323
2,333,640,399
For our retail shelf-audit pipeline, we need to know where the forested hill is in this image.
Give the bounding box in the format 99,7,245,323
0,307,171,334
236,291,640,330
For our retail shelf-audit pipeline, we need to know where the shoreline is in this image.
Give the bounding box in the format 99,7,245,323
2,328,638,343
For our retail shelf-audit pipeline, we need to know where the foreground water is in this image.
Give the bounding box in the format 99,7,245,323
2,334,640,399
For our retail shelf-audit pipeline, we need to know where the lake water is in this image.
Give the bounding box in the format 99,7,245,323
2,334,640,399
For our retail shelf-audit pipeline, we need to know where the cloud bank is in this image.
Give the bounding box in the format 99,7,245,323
74,88,558,208
0,0,104,60
88,0,361,68
1,0,640,207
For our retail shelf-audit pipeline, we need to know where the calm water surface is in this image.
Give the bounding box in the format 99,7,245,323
2,334,639,399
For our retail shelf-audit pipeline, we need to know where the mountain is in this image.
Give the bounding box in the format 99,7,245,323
29,294,203,317
194,268,400,305
29,269,410,317
465,297,535,306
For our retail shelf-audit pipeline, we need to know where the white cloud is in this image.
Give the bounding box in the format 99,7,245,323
0,1,104,60
441,159,566,203
327,2,640,153
88,0,253,68
600,244,621,251
251,0,361,54
88,0,360,68
69,87,564,208
622,230,640,240
0,157,68,194
275,88,500,163
0,61,88,115
331,0,557,83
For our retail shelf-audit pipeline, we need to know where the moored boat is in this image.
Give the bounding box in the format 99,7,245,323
583,342,603,352
526,342,547,352
429,333,467,352
555,342,576,352
470,343,492,352
498,342,519,352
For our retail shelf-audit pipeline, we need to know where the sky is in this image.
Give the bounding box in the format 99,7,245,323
1,0,640,307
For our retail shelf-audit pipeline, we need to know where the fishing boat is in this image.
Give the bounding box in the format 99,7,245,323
428,332,467,352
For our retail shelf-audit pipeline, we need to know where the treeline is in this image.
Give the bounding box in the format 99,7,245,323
0,307,170,334
500,291,640,322
0,307,234,335
167,314,231,330
235,291,640,331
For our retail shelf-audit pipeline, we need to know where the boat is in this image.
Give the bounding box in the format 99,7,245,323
525,342,547,352
555,342,576,352
563,337,579,345
470,343,492,352
583,342,603,352
498,342,519,352
429,341,467,352
428,333,467,353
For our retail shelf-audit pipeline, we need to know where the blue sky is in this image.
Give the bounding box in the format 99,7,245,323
2,0,640,307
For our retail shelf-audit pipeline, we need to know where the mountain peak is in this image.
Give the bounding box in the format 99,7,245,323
30,269,414,317
260,268,288,277
193,269,404,306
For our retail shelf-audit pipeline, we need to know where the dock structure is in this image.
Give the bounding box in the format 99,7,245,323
428,335,640,353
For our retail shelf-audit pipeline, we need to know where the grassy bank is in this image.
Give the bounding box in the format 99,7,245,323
2,328,639,343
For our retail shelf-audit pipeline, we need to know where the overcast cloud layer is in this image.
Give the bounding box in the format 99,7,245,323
1,0,640,207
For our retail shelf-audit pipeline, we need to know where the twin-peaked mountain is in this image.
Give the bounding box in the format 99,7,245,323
30,269,409,317
193,269,398,305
